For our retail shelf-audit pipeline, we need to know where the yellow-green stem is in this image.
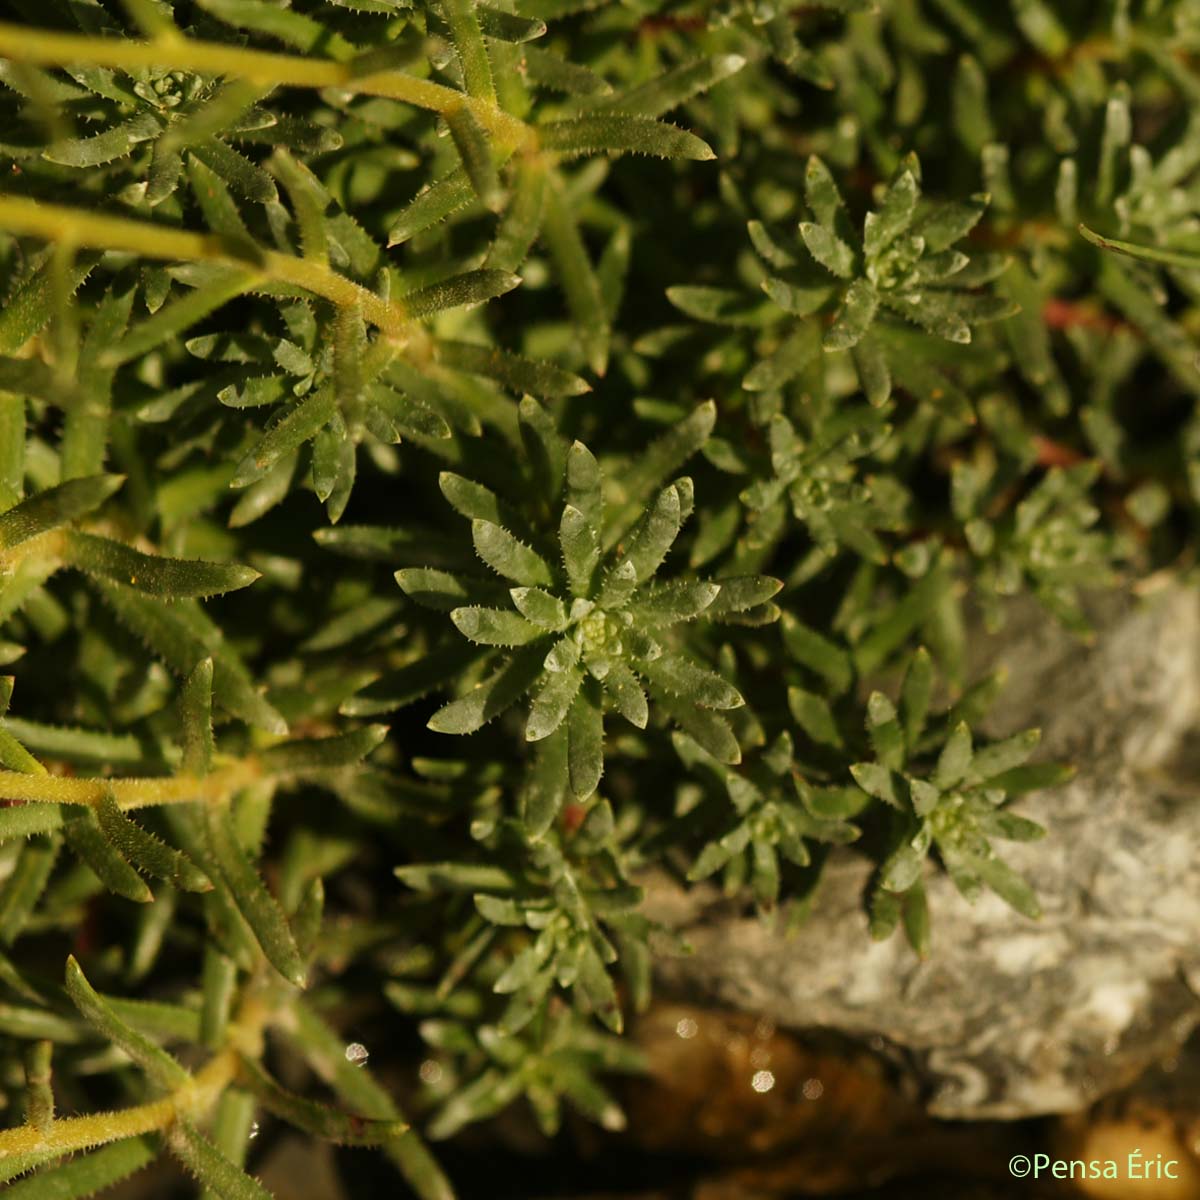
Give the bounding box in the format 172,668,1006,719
0,23,531,146
0,991,271,1162
0,760,261,810
0,196,415,337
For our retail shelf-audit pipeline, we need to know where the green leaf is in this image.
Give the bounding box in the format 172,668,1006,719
178,657,215,780
869,883,901,941
850,762,900,808
967,729,1040,783
64,956,189,1089
400,269,521,319
444,470,508,523
478,5,546,41
883,290,972,343
0,806,64,842
452,606,545,645
560,505,599,597
824,278,879,351
434,340,589,398
805,155,845,228
527,664,584,741
487,158,547,272
987,761,1075,794
934,722,974,789
952,54,993,154
521,724,569,836
599,53,746,117
967,852,1041,919
799,222,855,278
538,116,715,162
705,576,782,616
900,647,933,745
395,862,519,892
567,678,604,798
866,692,905,770
397,567,494,611
63,806,154,903
198,0,356,57
914,195,988,252
442,0,497,102
666,286,766,325
62,532,259,598
0,253,98,357
542,181,610,376
780,614,853,693
91,583,287,733
902,881,930,957
189,137,278,204
427,647,543,733
510,587,568,630
632,579,720,623
523,46,611,95
387,167,475,247
96,791,210,893
232,388,337,487
107,270,258,368
1079,224,1200,272
603,402,715,548
788,686,841,748
201,947,237,1049
168,1119,274,1200
0,476,123,551
472,520,555,586
743,327,821,391
445,105,503,212
258,726,389,773
617,484,682,585
518,396,569,503
864,170,919,257
880,838,925,893
43,113,161,168
237,1053,408,1145
565,440,603,531
203,801,306,987
639,653,742,710
600,662,647,729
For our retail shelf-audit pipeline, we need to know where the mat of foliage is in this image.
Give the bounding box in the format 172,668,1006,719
0,0,1197,1196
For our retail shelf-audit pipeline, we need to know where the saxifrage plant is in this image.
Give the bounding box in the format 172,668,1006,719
0,0,1194,1195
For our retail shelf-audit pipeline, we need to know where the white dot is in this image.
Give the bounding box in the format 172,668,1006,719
751,1070,775,1093
675,1017,698,1040
344,1042,369,1066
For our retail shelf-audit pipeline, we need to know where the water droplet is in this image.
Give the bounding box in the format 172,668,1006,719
751,1070,775,1094
345,1042,369,1067
248,1122,260,1140
675,1017,698,1040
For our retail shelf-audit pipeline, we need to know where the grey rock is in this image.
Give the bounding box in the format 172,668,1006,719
646,581,1200,1119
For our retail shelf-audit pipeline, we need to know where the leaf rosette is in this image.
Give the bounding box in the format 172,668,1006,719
398,402,782,796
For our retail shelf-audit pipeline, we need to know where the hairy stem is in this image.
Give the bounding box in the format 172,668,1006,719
0,23,531,147
0,990,270,1162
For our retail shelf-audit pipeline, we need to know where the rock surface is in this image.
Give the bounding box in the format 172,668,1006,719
646,581,1200,1119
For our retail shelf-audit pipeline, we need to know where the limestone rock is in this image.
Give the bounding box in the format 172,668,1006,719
646,582,1200,1119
